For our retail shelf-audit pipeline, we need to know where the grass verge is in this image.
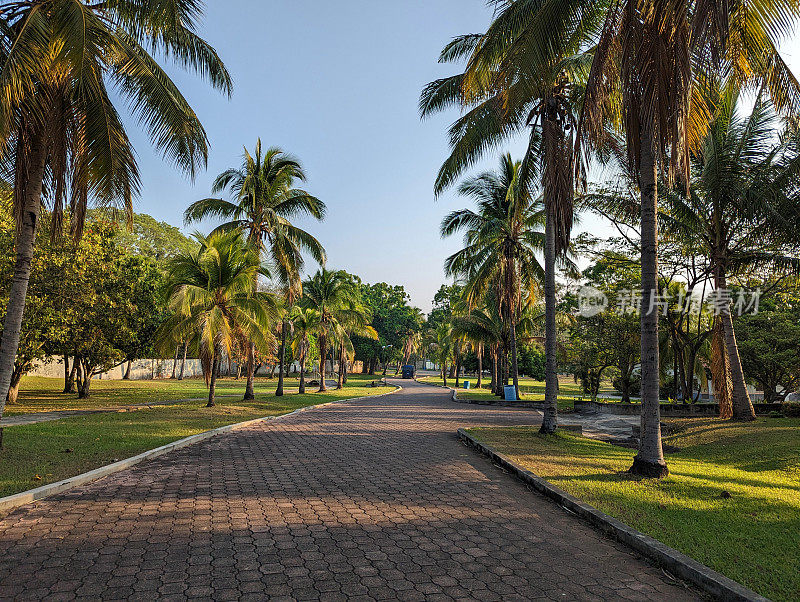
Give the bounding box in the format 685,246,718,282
0,374,392,498
466,418,800,601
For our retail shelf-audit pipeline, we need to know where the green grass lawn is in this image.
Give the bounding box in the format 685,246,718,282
0,374,393,498
419,375,614,411
466,418,800,601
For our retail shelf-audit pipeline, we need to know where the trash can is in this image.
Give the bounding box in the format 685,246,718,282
463,381,471,389
504,385,517,401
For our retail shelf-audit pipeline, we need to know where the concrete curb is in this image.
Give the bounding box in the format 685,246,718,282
0,386,401,516
457,428,768,602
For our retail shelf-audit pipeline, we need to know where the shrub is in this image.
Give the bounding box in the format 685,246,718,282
781,401,800,417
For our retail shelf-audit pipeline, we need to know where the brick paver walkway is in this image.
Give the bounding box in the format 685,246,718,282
0,380,698,601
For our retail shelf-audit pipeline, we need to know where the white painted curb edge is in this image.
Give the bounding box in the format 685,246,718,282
0,385,402,515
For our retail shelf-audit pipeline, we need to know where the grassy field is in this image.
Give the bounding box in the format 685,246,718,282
419,375,615,411
466,418,800,601
0,374,393,498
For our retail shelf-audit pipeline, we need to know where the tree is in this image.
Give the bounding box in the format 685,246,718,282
159,231,278,407
301,269,371,392
421,2,594,433
108,212,196,265
290,307,320,394
659,89,800,419
185,140,326,399
576,0,800,477
441,154,552,401
428,322,454,387
737,291,800,403
0,0,231,421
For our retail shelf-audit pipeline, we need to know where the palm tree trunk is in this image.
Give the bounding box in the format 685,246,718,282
299,355,306,394
207,348,220,407
276,320,288,396
337,344,345,390
0,137,47,419
318,334,327,392
244,341,256,400
490,348,497,394
714,269,756,420
178,341,188,380
454,344,461,388
541,211,559,433
170,345,180,379
711,317,733,417
476,344,483,389
630,135,668,478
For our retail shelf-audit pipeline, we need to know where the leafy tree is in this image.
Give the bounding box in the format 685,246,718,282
0,0,231,421
159,231,278,407
185,140,326,399
106,212,196,264
737,292,800,403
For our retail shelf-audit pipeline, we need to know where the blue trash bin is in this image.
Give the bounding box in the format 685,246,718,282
463,381,471,390
504,385,517,401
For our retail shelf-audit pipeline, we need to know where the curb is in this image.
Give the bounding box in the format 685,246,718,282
0,386,401,516
457,428,768,602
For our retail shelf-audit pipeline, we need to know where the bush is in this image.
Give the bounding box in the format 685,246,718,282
781,401,800,417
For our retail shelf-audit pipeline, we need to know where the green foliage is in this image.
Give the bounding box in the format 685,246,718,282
781,402,800,417
518,345,545,381
101,212,196,264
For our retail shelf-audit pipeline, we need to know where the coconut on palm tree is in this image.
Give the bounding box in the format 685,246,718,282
0,0,231,419
184,140,326,399
158,231,278,407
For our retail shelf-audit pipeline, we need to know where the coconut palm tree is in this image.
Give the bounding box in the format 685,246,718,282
441,154,557,400
428,322,454,387
660,87,800,420
0,0,231,418
290,307,320,394
301,269,372,392
420,1,599,430
184,141,326,399
158,231,278,407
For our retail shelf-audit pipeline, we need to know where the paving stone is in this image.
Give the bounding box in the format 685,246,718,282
0,380,698,600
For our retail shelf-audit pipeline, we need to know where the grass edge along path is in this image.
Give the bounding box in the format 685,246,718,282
0,379,394,499
465,419,800,601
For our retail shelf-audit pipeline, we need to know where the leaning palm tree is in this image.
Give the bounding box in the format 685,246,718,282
301,269,366,392
0,0,231,418
158,231,278,407
441,154,556,400
185,140,326,399
660,87,800,420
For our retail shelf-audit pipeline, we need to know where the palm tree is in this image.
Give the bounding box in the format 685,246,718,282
301,269,371,392
159,231,278,407
421,2,597,430
400,308,424,368
428,322,454,387
567,0,800,477
185,140,326,399
0,0,231,418
290,307,320,394
660,87,800,420
441,154,555,400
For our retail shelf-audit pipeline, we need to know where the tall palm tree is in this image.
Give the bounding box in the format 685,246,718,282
441,154,553,400
184,141,326,399
158,231,278,407
660,88,800,420
421,2,596,430
428,322,454,387
290,307,320,394
301,269,372,392
0,0,231,418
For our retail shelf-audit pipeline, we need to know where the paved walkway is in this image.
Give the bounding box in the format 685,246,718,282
0,380,697,600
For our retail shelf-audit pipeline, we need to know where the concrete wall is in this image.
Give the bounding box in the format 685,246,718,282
28,357,204,381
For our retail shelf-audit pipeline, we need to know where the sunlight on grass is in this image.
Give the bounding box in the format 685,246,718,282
0,374,393,498
467,418,800,601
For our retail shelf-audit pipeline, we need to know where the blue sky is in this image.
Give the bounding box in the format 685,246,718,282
125,1,800,311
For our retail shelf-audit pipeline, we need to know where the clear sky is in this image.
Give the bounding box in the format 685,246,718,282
124,1,800,312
